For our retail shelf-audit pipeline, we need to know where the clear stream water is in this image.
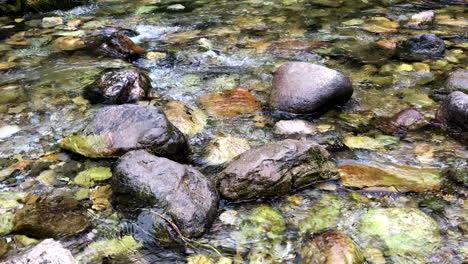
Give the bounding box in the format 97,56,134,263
0,0,467,263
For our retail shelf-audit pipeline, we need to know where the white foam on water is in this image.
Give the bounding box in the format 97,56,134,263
130,25,180,44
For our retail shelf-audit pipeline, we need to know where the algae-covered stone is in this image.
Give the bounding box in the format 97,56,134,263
0,167,16,182
0,211,15,236
37,169,56,185
0,239,8,258
338,164,442,192
60,135,114,158
0,192,25,209
73,167,112,188
199,88,261,119
163,101,207,136
76,235,141,263
187,255,214,264
363,17,399,33
298,194,343,234
241,205,286,239
301,231,364,264
14,235,39,247
204,136,250,165
359,208,441,262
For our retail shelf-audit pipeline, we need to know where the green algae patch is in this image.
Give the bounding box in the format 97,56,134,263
338,164,441,192
73,167,112,188
0,212,15,236
76,235,142,263
298,194,343,234
359,208,441,263
0,192,25,209
60,134,114,158
241,205,286,239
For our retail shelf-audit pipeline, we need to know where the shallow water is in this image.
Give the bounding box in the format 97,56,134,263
0,0,467,263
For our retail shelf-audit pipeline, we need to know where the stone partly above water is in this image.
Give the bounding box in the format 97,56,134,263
61,105,188,159
395,34,445,61
359,208,441,263
2,239,77,264
301,231,364,264
114,150,218,237
163,101,207,136
14,195,90,239
446,69,468,92
338,164,441,192
199,88,261,118
84,69,152,104
204,136,251,165
269,62,353,115
377,108,427,136
218,139,338,201
437,91,468,131
97,32,145,61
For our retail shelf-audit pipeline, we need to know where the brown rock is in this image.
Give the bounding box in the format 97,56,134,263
199,88,261,118
53,37,86,51
98,33,145,61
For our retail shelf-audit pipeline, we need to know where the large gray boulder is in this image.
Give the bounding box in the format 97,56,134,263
3,239,77,264
113,150,218,237
437,91,468,130
61,104,188,159
269,62,353,114
218,139,338,201
446,69,468,92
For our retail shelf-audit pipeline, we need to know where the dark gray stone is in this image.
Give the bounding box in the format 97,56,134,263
84,69,152,104
218,139,338,201
114,150,218,237
446,69,468,92
269,62,353,114
396,34,445,61
84,104,188,159
437,91,468,131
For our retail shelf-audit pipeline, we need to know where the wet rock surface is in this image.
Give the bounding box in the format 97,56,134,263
84,69,152,104
301,231,364,264
446,69,468,92
269,62,353,115
377,108,427,136
3,239,77,264
437,91,468,131
97,33,145,61
61,104,188,158
395,34,445,61
218,139,338,201
114,150,218,237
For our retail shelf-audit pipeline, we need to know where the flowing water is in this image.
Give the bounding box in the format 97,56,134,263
0,0,467,263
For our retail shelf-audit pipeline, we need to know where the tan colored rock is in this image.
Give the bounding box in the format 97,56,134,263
199,88,261,118
53,37,86,51
163,101,207,136
42,17,63,28
204,136,250,165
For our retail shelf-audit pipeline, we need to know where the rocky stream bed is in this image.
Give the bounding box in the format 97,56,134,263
0,0,467,263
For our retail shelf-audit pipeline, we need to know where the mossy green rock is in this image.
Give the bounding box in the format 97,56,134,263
73,167,112,188
0,211,15,236
76,235,141,263
359,208,441,262
0,192,25,209
241,205,286,239
298,194,343,234
60,135,114,158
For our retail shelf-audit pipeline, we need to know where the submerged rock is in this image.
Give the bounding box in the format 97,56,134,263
76,235,141,263
14,195,90,239
363,17,399,33
446,68,468,92
218,139,338,201
436,91,468,131
72,167,112,187
52,37,86,51
97,33,145,61
61,105,188,159
396,34,445,61
301,231,364,264
84,69,152,104
114,150,218,237
199,88,261,118
2,239,77,264
269,62,353,115
0,211,15,236
377,108,427,136
338,164,441,192
359,208,441,263
297,194,343,234
274,120,317,136
204,136,250,165
41,17,63,28
163,101,207,136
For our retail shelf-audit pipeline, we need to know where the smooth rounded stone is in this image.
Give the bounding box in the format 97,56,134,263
97,32,145,61
204,136,250,165
395,34,445,61
377,108,427,135
163,101,207,136
436,91,468,130
14,195,90,239
83,69,152,104
338,163,441,192
61,104,188,159
41,17,63,28
301,231,364,264
446,69,468,92
274,120,317,136
2,239,77,264
359,208,441,262
114,150,218,237
269,62,353,114
52,37,86,51
218,139,338,201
